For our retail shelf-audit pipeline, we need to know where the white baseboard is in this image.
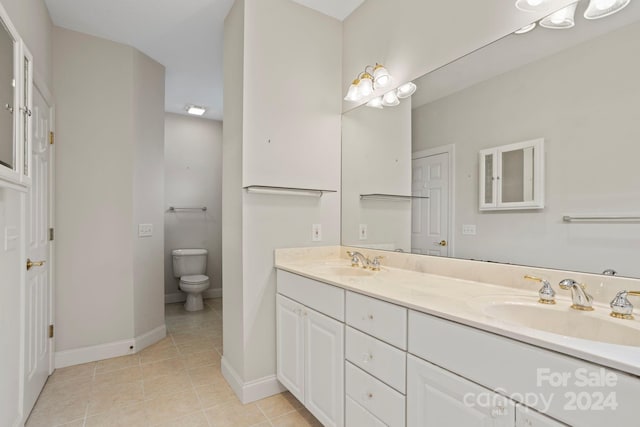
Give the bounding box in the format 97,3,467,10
165,288,222,304
221,356,286,404
55,324,166,369
134,324,166,352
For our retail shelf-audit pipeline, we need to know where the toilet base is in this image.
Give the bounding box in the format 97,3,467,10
184,293,204,312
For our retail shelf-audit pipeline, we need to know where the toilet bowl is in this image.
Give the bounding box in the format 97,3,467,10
172,249,210,312
179,274,210,312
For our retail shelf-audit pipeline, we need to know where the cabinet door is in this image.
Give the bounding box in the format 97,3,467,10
305,307,344,427
276,294,305,403
515,405,566,427
407,355,515,427
479,148,498,209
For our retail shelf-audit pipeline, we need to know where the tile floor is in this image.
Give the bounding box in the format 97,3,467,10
26,298,321,427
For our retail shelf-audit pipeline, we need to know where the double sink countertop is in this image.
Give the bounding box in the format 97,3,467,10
275,246,640,377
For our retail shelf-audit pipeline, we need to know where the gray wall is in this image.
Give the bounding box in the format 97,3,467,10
413,21,640,276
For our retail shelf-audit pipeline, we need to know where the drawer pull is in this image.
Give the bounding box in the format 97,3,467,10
366,392,373,399
362,352,374,363
368,314,374,320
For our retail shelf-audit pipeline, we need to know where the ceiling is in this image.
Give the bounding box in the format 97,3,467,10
44,0,365,121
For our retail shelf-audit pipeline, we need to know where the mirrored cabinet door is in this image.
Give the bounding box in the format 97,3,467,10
0,4,33,189
479,138,544,211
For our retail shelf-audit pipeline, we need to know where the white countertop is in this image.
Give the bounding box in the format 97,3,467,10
275,252,640,378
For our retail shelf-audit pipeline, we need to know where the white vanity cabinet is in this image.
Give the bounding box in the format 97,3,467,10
407,354,515,427
276,271,345,427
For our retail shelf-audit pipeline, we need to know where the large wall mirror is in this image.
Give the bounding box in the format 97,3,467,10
342,1,640,278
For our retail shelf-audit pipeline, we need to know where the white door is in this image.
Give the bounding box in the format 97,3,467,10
24,85,52,417
515,405,565,427
276,294,305,403
407,355,515,427
412,152,449,256
305,307,344,427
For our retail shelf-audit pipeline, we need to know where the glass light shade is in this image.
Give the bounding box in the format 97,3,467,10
396,82,417,98
514,22,537,34
515,0,547,12
382,90,400,107
358,73,374,97
187,105,206,116
584,0,630,19
344,80,360,101
540,3,578,29
373,64,392,89
366,96,384,109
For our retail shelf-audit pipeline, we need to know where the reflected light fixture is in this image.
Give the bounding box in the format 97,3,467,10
514,22,537,34
366,96,384,109
539,2,578,29
515,0,547,12
382,91,400,107
186,105,206,116
584,0,630,19
397,82,417,98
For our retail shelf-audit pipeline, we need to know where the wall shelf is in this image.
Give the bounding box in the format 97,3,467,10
244,185,337,197
562,215,640,223
360,193,429,201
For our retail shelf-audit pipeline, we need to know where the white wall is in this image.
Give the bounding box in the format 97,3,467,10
341,0,576,112
164,113,222,299
412,21,640,277
222,0,342,397
342,101,412,250
54,27,165,357
132,51,165,337
0,1,51,424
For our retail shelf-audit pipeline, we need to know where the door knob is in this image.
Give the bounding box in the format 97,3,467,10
26,258,46,271
434,240,447,247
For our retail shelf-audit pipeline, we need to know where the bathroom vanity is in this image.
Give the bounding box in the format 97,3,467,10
275,246,640,427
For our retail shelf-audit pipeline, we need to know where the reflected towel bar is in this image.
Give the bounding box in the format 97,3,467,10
360,193,429,201
562,215,640,222
244,185,336,197
169,206,207,212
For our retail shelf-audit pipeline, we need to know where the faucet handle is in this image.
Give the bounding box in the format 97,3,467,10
370,256,384,271
610,290,640,320
346,251,359,267
524,275,556,305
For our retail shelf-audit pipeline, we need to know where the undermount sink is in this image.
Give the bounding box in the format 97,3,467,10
474,297,640,347
320,266,374,277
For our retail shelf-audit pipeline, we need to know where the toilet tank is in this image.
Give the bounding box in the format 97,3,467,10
172,249,208,278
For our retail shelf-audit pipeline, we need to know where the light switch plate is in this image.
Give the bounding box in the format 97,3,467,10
312,224,322,242
138,224,153,237
359,224,368,240
462,224,476,235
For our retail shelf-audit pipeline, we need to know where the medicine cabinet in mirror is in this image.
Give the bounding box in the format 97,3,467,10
0,3,33,189
479,138,544,210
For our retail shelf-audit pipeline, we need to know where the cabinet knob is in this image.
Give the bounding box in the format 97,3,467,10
368,314,374,320
362,352,374,363
366,392,373,399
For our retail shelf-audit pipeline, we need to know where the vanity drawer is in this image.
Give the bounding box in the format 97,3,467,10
346,291,407,349
345,361,405,427
345,326,406,393
277,270,344,321
345,396,386,427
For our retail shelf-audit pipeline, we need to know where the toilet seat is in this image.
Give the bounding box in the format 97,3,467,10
181,274,208,285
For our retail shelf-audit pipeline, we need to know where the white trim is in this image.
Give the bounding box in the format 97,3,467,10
55,325,166,368
55,338,136,369
412,144,456,257
221,356,286,404
134,324,166,352
165,287,222,304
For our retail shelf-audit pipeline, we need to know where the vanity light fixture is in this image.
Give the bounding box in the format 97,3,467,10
344,63,391,102
366,96,384,109
584,0,630,19
396,82,417,98
540,2,578,28
186,105,206,116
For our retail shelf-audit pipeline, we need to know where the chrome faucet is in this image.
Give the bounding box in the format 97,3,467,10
558,279,594,311
524,275,555,304
347,251,370,269
610,290,640,320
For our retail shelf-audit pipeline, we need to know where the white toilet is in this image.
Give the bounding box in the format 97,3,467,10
172,249,210,312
